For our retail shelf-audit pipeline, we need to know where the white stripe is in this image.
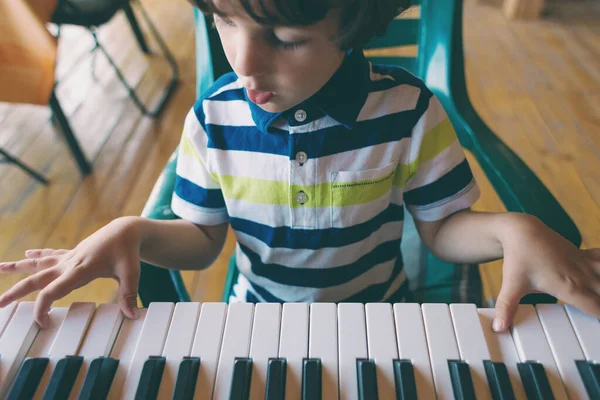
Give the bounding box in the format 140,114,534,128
176,151,221,190
235,220,403,269
171,193,229,226
204,99,255,127
358,84,421,121
205,78,244,99
406,180,480,222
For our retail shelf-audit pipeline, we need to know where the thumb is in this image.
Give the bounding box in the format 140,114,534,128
493,275,526,332
117,268,141,320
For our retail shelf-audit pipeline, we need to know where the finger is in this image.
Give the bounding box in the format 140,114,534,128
494,273,528,332
0,268,60,308
34,270,90,328
0,256,62,274
116,262,141,320
25,249,69,258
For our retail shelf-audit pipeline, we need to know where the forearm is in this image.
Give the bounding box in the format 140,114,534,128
423,210,538,264
123,216,227,270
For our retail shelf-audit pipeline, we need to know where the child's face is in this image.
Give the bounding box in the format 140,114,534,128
211,0,346,113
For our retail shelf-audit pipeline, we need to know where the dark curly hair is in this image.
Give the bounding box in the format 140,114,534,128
191,0,411,50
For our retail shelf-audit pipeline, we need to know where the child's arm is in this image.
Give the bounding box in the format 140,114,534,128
415,209,600,332
0,216,228,327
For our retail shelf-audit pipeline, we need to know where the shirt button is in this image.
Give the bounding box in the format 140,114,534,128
296,191,308,204
295,151,307,164
294,109,307,122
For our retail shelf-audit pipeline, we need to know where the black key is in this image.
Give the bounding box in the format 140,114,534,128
172,357,201,400
229,357,252,400
134,355,166,400
7,357,49,400
576,360,600,400
448,360,476,400
265,358,286,400
517,361,555,400
484,360,516,400
43,355,83,400
302,358,321,400
78,357,119,400
356,358,378,400
393,359,417,400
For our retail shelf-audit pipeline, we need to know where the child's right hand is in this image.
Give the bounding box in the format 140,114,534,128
0,217,142,328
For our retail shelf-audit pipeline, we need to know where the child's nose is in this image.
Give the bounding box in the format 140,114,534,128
234,38,270,78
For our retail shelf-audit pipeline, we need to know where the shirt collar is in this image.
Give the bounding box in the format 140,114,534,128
246,48,371,133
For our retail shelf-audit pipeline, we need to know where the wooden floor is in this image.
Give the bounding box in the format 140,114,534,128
0,0,598,308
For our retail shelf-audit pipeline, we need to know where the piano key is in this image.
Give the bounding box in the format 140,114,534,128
576,361,600,400
78,357,119,400
356,359,378,400
421,303,460,400
119,302,174,399
338,303,367,400
308,303,338,399
517,361,555,400
106,308,148,400
0,302,41,398
134,355,166,400
229,358,253,400
536,304,589,399
477,309,527,400
448,360,477,400
68,303,123,400
43,355,84,400
565,304,600,362
393,360,417,400
32,302,95,400
483,361,516,400
278,303,308,400
302,359,322,400
156,302,201,399
392,304,435,399
6,357,49,400
172,357,201,400
450,304,493,399
265,358,286,400
511,304,568,400
189,302,228,400
248,303,282,400
365,303,397,400
0,302,18,337
212,302,254,400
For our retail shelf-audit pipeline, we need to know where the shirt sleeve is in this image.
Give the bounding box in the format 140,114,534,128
402,93,480,221
171,106,229,225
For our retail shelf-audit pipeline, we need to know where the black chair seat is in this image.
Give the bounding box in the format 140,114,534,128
51,0,129,27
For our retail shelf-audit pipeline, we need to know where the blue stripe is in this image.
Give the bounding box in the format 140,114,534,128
239,239,401,287
340,256,405,302
230,204,404,249
174,175,225,208
246,279,286,303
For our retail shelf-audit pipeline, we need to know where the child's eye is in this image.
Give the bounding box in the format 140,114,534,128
268,32,305,51
214,15,235,27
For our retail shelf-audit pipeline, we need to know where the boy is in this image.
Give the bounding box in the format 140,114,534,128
0,0,599,334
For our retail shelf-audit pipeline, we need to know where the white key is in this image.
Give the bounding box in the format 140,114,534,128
422,303,460,400
0,302,18,338
249,303,281,400
309,303,338,400
190,302,227,400
393,303,436,400
477,309,527,400
0,302,41,398
119,302,174,399
536,304,589,400
565,304,600,362
32,302,95,400
365,303,398,400
212,302,254,400
279,303,309,400
511,304,568,400
338,303,367,400
107,308,148,400
157,302,201,399
449,304,492,399
68,303,124,400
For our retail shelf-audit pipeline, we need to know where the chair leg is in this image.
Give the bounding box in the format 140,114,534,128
49,90,93,175
91,0,179,117
0,148,49,185
122,2,151,55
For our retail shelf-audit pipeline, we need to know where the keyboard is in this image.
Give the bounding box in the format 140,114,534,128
0,302,598,400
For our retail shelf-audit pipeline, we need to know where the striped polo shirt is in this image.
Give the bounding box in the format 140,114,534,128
171,48,480,303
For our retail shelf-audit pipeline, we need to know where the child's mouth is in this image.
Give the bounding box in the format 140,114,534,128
247,89,274,104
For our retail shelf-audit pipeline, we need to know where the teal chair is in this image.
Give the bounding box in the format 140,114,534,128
136,0,580,307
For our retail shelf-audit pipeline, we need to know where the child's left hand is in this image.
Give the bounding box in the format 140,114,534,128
493,216,600,332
